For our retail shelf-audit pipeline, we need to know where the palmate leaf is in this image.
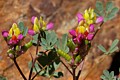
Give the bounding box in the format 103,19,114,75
101,70,114,80
95,1,119,22
23,27,28,36
96,1,104,13
40,31,57,50
106,7,119,20
29,49,62,78
32,34,38,44
106,1,113,12
56,34,69,53
18,22,24,32
53,72,63,78
108,39,119,53
98,39,119,55
98,45,107,53
18,22,28,36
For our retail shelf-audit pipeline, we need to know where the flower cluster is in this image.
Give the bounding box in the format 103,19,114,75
2,23,24,45
2,23,32,58
28,16,54,36
69,8,103,44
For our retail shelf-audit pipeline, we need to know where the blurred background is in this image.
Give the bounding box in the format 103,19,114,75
0,0,120,80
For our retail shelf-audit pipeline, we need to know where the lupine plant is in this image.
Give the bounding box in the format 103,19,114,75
1,1,119,80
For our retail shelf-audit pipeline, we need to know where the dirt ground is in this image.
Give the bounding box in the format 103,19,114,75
0,0,120,80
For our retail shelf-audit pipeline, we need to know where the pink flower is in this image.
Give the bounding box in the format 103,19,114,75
31,16,36,24
87,33,94,40
9,39,18,45
18,34,24,40
2,31,8,37
46,22,54,30
69,30,77,36
72,34,83,44
89,24,94,32
96,16,104,23
28,30,35,36
77,13,84,23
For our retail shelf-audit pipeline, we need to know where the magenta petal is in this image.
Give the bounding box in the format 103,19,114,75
46,22,54,30
73,38,77,44
18,34,24,40
77,34,83,43
96,16,104,23
89,24,94,32
31,16,36,24
2,31,8,37
87,34,94,40
77,13,84,23
9,39,18,45
69,30,76,36
28,30,35,36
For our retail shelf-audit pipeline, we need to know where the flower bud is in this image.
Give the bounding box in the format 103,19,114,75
16,46,21,51
96,16,104,23
75,55,81,64
24,41,33,49
2,31,8,38
67,39,76,51
57,49,71,61
7,49,15,54
46,22,54,30
8,53,14,59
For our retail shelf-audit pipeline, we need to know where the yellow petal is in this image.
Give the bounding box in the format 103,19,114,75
84,10,89,20
9,23,19,37
12,23,18,29
33,17,40,32
14,28,20,37
76,26,86,34
87,20,93,24
33,24,39,32
9,28,13,37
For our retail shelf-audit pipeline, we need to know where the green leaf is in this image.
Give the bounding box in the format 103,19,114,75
41,38,47,46
94,9,101,16
32,34,38,44
23,27,28,36
18,22,24,32
36,49,62,78
62,34,68,49
28,61,45,75
0,75,7,80
109,39,119,52
98,45,107,53
40,31,58,50
109,47,118,54
107,7,119,20
103,70,110,78
56,34,69,53
106,1,113,12
53,72,63,78
110,71,114,78
100,75,107,80
96,1,104,13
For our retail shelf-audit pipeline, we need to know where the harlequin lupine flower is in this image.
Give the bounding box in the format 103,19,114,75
77,8,103,24
2,23,33,59
70,8,103,44
28,16,54,35
2,23,24,45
